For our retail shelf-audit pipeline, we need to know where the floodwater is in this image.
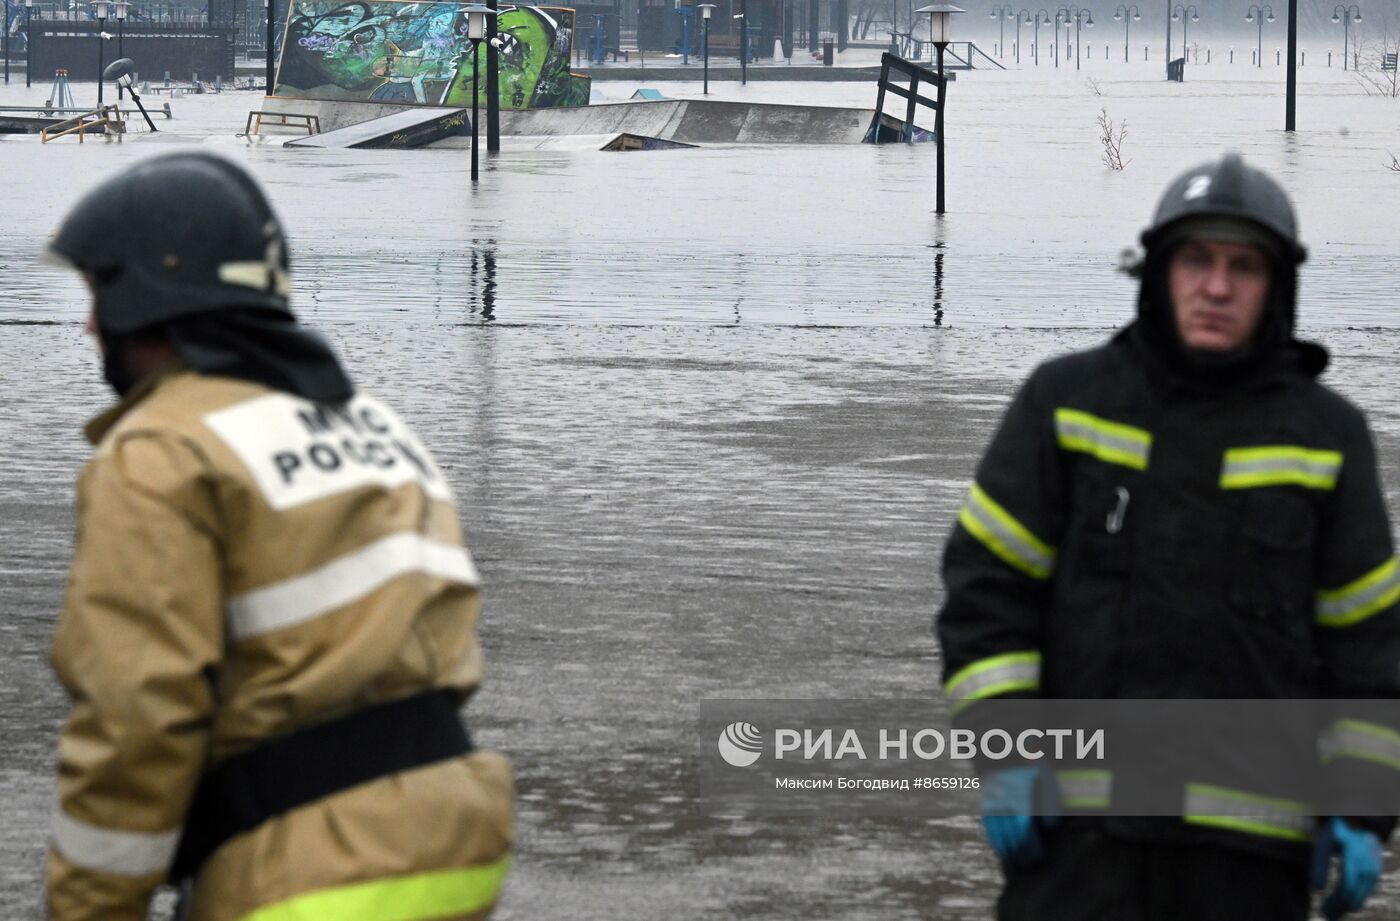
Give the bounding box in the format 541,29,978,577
2,54,1400,919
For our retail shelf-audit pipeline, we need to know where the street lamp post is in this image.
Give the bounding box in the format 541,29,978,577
989,5,1014,58
265,0,274,93
699,3,714,92
1052,7,1063,65
1015,7,1030,63
741,0,749,83
114,1,127,99
3,0,8,84
1163,0,1169,76
1245,4,1273,68
24,0,33,88
1331,4,1360,71
1062,7,1092,69
1170,4,1198,67
486,0,499,152
1032,7,1048,64
94,0,108,107
916,3,962,215
463,4,489,184
735,8,747,84
1113,4,1139,63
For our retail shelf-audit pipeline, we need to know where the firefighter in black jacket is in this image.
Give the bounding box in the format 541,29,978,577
937,153,1400,921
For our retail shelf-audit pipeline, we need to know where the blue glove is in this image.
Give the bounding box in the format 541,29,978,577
1310,817,1383,920
980,766,1055,869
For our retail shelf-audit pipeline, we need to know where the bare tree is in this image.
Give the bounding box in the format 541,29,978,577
1098,108,1128,171
1387,152,1400,172
1086,76,1104,96
1353,25,1399,97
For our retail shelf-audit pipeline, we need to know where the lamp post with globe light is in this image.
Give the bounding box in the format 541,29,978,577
1113,4,1138,62
1031,7,1049,64
915,2,962,214
1014,7,1031,63
114,1,127,98
1331,4,1360,71
463,4,490,183
989,5,1014,58
94,0,108,107
265,0,274,94
1245,4,1273,67
25,0,33,87
1171,4,1198,67
1056,5,1092,69
699,3,715,93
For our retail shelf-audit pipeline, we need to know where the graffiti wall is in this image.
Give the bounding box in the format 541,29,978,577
274,1,590,109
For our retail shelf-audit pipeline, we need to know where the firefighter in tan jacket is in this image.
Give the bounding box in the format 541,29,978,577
44,152,514,921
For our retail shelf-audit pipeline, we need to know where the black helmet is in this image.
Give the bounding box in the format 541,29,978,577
1127,153,1322,382
1140,152,1306,265
48,152,292,335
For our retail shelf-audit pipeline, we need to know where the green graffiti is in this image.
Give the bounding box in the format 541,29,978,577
276,1,590,108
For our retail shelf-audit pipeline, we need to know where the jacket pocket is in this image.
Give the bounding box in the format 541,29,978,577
1229,490,1317,629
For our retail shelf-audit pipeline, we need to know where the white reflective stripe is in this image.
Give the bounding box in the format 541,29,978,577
1182,783,1313,841
51,810,180,877
227,533,480,641
1219,446,1342,490
958,484,1056,579
1322,720,1400,772
943,651,1041,705
1316,558,1400,628
1053,409,1152,470
1056,770,1112,809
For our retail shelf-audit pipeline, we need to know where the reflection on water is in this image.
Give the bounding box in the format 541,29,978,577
470,240,499,323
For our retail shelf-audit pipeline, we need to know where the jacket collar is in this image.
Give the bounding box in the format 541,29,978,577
83,359,187,446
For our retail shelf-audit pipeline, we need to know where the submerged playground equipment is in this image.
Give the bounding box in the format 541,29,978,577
246,0,942,149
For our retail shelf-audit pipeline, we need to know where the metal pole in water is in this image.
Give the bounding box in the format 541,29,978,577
935,40,945,214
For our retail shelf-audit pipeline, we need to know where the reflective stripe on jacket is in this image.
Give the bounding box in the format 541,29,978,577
47,368,513,921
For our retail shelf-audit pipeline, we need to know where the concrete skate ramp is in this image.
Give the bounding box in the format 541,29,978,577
255,97,884,146
498,99,875,145
286,106,468,149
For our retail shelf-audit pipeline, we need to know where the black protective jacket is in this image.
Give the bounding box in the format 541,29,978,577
937,322,1400,858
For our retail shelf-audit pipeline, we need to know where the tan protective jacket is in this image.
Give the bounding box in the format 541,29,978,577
46,367,514,921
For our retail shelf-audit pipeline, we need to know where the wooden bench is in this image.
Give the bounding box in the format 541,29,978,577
41,105,124,143
243,111,321,137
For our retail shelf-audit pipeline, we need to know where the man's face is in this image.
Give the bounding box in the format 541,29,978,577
1168,238,1272,352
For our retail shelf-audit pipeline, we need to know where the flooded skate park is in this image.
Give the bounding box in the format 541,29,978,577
3,0,1400,917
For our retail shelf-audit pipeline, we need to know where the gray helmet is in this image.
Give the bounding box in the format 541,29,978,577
47,152,292,336
1140,152,1306,265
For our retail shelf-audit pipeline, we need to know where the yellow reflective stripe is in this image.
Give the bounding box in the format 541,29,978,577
1056,769,1112,809
1322,719,1400,772
1182,783,1313,842
958,483,1056,579
1316,558,1400,628
944,650,1040,712
1054,408,1152,471
1219,446,1343,490
237,857,511,921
